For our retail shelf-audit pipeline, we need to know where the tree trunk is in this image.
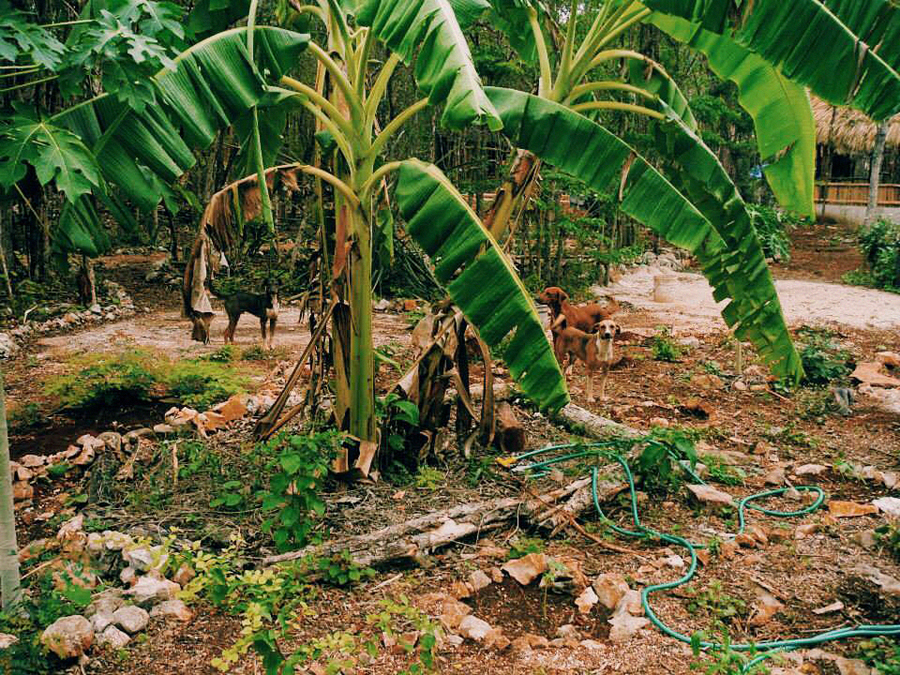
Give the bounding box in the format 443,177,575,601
0,370,21,611
866,120,890,223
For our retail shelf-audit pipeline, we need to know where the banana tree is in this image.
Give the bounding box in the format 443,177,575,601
0,0,568,451
478,0,900,383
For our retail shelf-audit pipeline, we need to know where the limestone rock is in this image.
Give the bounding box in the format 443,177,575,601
97,625,131,650
795,464,827,477
458,615,493,642
501,553,547,585
687,484,735,507
91,611,114,633
150,599,193,622
173,563,195,586
0,633,18,650
469,569,492,592
12,481,33,501
592,573,630,610
112,605,149,633
438,596,471,630
98,432,122,453
127,573,180,605
123,545,168,573
575,586,599,614
608,613,650,643
86,588,125,617
40,615,94,659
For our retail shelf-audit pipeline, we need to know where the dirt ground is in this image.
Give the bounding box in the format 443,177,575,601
10,219,900,675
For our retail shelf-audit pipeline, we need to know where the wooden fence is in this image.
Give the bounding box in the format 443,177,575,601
815,182,900,206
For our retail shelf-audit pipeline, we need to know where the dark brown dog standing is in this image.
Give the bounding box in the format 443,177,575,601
551,316,620,401
214,281,280,348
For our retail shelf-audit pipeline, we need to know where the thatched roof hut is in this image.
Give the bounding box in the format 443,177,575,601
813,96,900,156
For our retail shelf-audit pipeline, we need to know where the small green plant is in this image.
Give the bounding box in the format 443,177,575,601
652,326,682,362
874,521,900,562
8,401,45,429
690,628,771,674
210,480,246,510
414,465,445,490
634,428,698,495
377,392,420,460
204,345,238,363
166,360,247,409
686,581,747,624
259,431,341,551
701,455,745,486
505,535,545,560
317,550,376,586
855,637,900,675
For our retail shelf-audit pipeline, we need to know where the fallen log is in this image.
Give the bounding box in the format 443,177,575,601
263,472,627,568
494,401,526,455
554,402,637,438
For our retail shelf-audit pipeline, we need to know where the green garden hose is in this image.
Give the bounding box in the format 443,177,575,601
512,441,900,672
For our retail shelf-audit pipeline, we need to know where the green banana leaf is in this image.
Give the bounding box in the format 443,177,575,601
485,86,801,382
645,13,816,218
44,26,308,255
356,0,503,131
641,0,900,121
57,27,308,213
622,57,697,131
394,159,569,410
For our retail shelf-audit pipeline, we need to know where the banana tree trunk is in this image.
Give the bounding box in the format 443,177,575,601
0,370,21,611
348,208,376,442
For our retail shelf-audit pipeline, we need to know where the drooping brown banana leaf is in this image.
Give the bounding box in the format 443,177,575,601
394,159,569,410
485,86,802,382
356,0,502,131
643,13,816,217
641,0,900,121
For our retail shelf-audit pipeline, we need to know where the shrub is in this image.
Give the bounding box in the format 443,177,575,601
846,218,900,292
796,327,850,386
747,203,796,262
165,360,247,409
652,326,682,362
47,349,162,409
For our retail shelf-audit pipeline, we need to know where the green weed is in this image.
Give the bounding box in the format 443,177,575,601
652,326,682,362
855,637,900,675
47,348,161,409
165,360,247,409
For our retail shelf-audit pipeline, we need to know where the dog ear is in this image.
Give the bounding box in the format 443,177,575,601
615,324,622,335
558,289,569,301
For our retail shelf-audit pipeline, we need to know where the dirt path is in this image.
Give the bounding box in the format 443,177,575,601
602,266,900,333
33,305,409,361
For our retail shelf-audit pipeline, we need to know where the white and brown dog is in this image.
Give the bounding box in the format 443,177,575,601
551,316,620,402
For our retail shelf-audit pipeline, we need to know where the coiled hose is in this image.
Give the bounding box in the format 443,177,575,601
511,441,900,672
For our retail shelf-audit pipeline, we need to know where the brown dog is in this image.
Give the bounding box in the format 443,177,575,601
551,316,620,402
537,286,619,332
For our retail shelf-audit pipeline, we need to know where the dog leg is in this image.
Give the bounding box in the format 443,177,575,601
225,317,238,344
586,371,594,403
259,316,267,346
599,367,609,401
268,317,277,349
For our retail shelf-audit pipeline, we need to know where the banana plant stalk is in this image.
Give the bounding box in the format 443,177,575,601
0,369,21,612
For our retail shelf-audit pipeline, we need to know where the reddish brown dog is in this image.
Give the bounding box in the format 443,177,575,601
537,286,619,332
551,316,620,401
